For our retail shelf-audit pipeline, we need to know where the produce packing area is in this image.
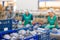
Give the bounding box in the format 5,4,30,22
0,0,60,40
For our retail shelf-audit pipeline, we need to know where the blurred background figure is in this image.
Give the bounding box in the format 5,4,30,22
6,9,15,19
45,8,58,29
15,10,19,17
0,4,3,12
5,6,9,11
22,10,33,26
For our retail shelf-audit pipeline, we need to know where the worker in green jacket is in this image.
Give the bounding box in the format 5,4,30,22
45,8,58,29
22,10,33,25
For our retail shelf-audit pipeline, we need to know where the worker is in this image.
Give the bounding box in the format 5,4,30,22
45,8,58,29
6,9,15,19
15,10,19,17
22,10,33,25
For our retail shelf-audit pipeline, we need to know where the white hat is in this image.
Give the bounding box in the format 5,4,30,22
47,8,55,13
24,9,30,13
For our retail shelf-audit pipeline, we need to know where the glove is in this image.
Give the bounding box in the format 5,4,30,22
18,21,22,25
45,24,55,29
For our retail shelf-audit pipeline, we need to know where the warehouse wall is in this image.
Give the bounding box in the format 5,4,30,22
0,0,12,1
16,0,38,10
39,1,60,8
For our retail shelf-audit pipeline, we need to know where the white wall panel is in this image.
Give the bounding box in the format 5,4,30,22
16,0,38,10
46,1,60,7
39,2,45,7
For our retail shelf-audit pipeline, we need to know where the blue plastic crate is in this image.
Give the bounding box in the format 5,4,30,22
0,29,17,39
0,19,12,32
0,32,38,40
38,29,50,40
0,26,34,39
38,34,50,40
1,35,38,40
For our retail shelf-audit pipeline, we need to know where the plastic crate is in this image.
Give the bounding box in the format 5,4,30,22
0,30,17,39
0,19,12,32
0,31,38,40
1,35,38,40
0,27,51,40
0,26,33,39
38,29,50,40
38,33,50,40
